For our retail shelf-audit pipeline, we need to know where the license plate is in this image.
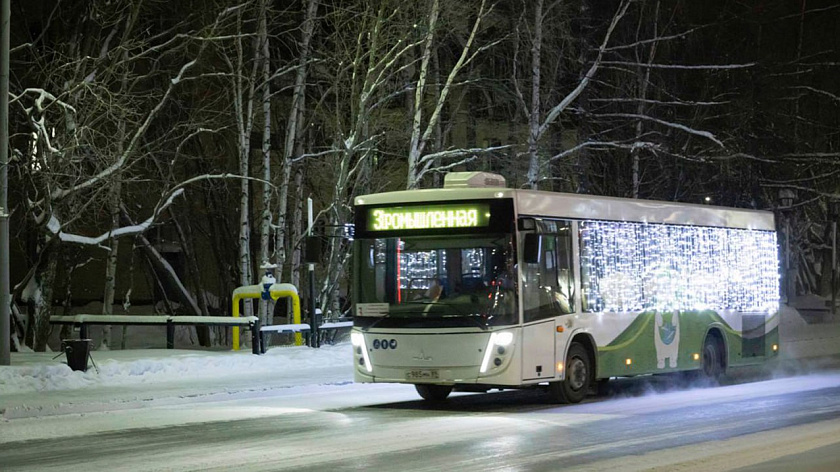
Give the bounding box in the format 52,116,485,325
406,369,439,380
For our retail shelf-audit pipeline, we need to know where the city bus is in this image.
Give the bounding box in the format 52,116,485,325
350,172,780,403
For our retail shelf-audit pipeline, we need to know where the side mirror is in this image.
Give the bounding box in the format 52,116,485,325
523,233,541,264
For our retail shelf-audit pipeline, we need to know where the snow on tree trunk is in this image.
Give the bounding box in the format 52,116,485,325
406,0,492,189
231,7,262,323
631,0,659,199
525,0,544,190
275,0,319,284
258,0,272,326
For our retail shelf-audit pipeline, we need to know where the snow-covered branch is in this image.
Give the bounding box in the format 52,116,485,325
416,156,479,182
53,190,185,248
598,113,725,147
47,5,234,203
547,141,662,162
705,152,777,163
790,86,840,104
418,145,513,166
539,0,632,137
589,98,729,107
600,61,756,70
603,26,707,52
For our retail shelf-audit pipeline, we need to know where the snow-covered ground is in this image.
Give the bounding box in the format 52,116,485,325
0,343,355,420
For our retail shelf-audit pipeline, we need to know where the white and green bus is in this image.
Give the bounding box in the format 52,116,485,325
350,172,780,403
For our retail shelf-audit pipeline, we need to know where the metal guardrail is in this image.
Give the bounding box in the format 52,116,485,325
49,314,262,354
258,321,353,353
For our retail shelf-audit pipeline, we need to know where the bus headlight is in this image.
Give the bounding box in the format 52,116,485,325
495,332,514,346
351,331,373,373
480,331,515,374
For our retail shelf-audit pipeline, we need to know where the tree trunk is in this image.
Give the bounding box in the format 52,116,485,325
526,0,543,190
258,0,272,326
33,251,58,352
171,207,212,346
631,0,658,199
275,0,319,280
407,0,440,189
101,178,121,350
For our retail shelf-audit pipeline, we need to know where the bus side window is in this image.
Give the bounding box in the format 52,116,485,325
555,226,574,314
523,223,576,322
522,235,543,322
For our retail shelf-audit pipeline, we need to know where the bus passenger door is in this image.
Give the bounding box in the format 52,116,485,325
521,229,572,380
522,320,556,380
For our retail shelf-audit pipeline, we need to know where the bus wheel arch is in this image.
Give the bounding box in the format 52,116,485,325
702,328,727,381
548,334,596,404
415,384,453,402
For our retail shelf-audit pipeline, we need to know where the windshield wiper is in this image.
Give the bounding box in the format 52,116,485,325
362,313,389,331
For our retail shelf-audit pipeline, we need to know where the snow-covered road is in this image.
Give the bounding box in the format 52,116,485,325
2,307,840,471
3,364,840,471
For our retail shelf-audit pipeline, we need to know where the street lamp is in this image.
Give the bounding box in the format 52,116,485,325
779,189,795,209
779,189,796,304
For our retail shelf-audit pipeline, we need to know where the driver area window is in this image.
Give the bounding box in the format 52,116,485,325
522,220,575,322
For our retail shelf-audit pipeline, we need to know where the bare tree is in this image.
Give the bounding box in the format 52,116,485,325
9,2,247,350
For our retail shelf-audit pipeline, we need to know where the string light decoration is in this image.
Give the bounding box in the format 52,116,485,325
580,221,779,313
397,248,485,290
399,248,444,290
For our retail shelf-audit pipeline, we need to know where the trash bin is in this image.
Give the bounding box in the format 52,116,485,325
62,339,92,372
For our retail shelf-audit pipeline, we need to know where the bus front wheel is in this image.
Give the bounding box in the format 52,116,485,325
548,342,592,404
415,384,453,402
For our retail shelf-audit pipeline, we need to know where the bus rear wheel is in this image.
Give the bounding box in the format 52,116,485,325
702,333,725,382
548,342,592,404
415,384,453,402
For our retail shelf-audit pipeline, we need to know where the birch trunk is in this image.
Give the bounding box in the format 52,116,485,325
233,8,262,323
258,0,272,325
407,0,440,188
631,0,659,199
275,0,319,281
406,0,490,189
525,0,544,190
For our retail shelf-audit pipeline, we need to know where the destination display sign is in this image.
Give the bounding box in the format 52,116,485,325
367,204,491,231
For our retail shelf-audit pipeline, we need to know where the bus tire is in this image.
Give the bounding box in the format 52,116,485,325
548,342,592,404
415,384,452,402
702,332,725,382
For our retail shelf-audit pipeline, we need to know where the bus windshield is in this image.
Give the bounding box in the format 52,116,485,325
354,234,517,328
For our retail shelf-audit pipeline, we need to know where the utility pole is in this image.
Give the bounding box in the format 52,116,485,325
307,198,320,348
1,0,11,365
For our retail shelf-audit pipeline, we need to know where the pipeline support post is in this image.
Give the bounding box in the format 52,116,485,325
232,283,303,351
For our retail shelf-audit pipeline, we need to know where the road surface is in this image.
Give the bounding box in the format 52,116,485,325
3,361,840,471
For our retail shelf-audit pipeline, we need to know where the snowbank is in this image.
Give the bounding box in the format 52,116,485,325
0,344,351,396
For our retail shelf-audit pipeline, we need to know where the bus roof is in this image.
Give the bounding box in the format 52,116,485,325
354,187,775,231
